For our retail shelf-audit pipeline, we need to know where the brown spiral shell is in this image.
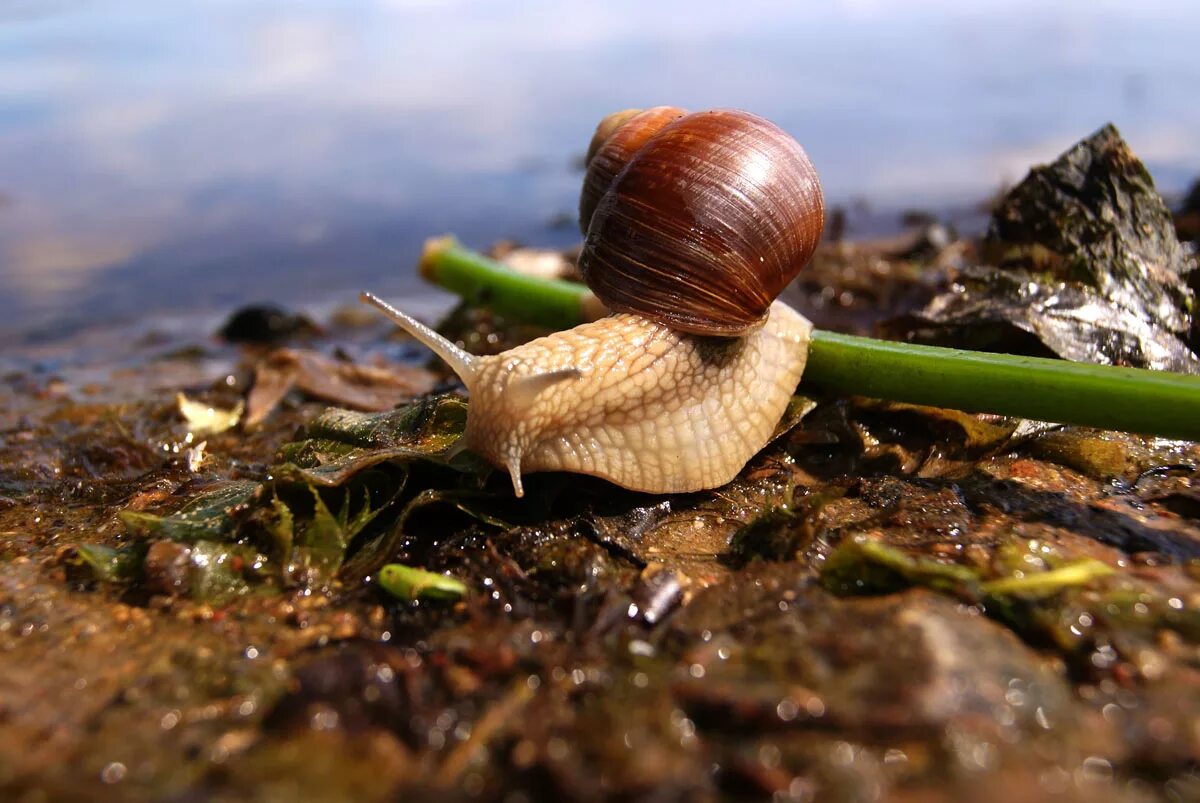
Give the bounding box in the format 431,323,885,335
578,108,824,336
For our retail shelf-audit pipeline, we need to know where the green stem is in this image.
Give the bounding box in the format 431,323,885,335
805,332,1200,440
416,236,1200,441
419,236,603,330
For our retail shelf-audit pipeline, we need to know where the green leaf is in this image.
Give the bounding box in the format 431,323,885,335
265,497,295,562
298,486,392,582
184,541,262,602
119,480,262,542
70,543,145,583
276,395,471,486
339,488,509,584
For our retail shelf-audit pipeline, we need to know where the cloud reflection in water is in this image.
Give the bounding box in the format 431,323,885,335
0,0,1197,340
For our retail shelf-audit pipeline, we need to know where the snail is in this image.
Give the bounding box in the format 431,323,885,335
362,107,824,497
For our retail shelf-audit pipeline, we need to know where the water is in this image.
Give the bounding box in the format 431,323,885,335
2,0,1198,348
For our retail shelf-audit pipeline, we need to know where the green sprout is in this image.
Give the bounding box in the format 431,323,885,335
378,563,468,601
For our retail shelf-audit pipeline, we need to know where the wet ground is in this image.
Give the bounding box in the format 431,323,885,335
2,222,1199,801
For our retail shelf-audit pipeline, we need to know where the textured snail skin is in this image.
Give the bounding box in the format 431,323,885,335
464,301,811,496
360,293,810,497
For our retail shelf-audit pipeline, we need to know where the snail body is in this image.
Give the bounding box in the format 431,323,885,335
362,294,810,496
363,106,823,497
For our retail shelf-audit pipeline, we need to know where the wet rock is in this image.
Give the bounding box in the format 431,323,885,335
144,539,193,595
672,575,1071,740
855,476,973,541
895,125,1199,372
727,506,808,565
627,564,685,625
984,124,1194,339
886,221,956,261
218,304,320,344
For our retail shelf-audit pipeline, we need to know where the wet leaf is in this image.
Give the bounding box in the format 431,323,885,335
298,486,388,580
275,395,471,486
770,394,819,442
144,539,264,601
822,534,1119,609
246,347,437,427
821,534,980,596
979,559,1114,597
1025,430,1134,479
119,480,262,542
265,497,295,562
339,488,510,583
69,543,145,584
857,399,1019,450
176,392,244,434
583,455,800,575
726,507,802,564
377,563,467,601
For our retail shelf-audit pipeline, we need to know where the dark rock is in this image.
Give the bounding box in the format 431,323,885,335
218,304,320,343
627,564,685,625
895,124,1199,372
887,221,955,261
984,124,1194,336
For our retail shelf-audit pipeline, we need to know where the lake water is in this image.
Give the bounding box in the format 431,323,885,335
2,0,1199,348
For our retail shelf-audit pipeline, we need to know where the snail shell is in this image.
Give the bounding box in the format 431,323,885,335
578,108,824,336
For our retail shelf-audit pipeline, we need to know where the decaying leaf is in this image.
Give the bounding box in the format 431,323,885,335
275,394,471,486
821,533,1116,602
177,392,244,434
821,534,980,596
894,124,1199,372
120,480,262,542
68,543,145,584
978,560,1115,597
245,347,437,426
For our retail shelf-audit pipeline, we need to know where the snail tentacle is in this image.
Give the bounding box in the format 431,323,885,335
359,291,478,389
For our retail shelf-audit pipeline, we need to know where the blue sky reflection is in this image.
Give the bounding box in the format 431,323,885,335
1,0,1198,340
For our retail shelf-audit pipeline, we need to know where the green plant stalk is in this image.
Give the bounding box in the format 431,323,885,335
415,237,1200,441
805,332,1200,440
419,235,603,330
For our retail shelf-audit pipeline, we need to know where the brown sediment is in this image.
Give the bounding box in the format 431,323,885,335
2,231,1198,802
